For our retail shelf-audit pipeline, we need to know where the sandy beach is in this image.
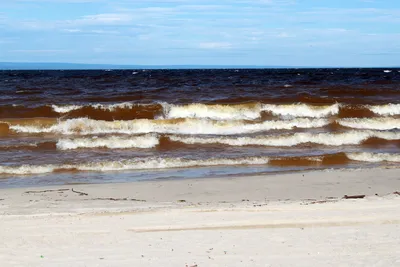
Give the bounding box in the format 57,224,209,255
1,168,400,267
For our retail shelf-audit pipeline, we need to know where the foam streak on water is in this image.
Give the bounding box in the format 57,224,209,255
8,118,330,135
1,152,399,175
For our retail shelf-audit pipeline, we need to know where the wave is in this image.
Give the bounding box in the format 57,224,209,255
56,135,159,150
0,104,162,121
268,153,350,166
162,103,263,120
1,103,399,122
347,152,400,162
262,103,340,118
53,103,162,121
1,118,57,127
0,156,270,175
337,118,400,130
5,117,400,136
368,104,400,116
8,118,329,135
4,130,397,151
162,103,340,120
52,102,139,113
2,152,399,175
168,130,400,147
0,165,57,175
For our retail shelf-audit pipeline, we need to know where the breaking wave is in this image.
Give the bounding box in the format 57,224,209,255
0,165,57,175
162,103,262,120
368,103,400,116
1,102,400,121
169,130,400,147
47,102,400,119
52,102,140,113
8,118,329,135
1,152,399,175
337,118,400,130
4,129,398,151
162,103,340,120
347,152,400,162
56,135,159,150
0,156,270,175
262,103,340,118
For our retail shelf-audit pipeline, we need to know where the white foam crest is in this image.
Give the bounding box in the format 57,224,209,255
347,152,400,162
52,105,82,113
338,118,400,130
10,118,329,135
9,124,53,133
368,104,400,116
52,102,141,113
170,130,400,147
91,102,136,111
75,156,269,172
262,103,340,118
56,134,159,150
0,157,270,175
162,103,262,120
162,103,340,120
0,165,56,175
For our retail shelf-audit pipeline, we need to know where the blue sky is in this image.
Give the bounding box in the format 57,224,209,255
0,0,399,66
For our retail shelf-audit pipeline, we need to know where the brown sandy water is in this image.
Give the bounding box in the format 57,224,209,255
0,68,399,186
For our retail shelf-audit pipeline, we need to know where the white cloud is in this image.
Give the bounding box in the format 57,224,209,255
10,49,71,53
63,29,81,32
78,13,132,24
1,0,399,66
277,32,293,38
199,42,232,49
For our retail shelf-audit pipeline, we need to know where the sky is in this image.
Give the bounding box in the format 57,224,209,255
0,0,399,67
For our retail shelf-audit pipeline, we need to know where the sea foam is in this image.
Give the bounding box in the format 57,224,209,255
169,130,400,147
9,118,329,135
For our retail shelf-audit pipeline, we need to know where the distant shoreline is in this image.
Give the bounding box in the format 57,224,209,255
1,62,399,70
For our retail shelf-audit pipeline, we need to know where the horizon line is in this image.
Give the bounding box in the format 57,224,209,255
1,61,399,70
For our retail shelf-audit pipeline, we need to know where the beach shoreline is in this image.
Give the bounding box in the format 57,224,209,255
0,168,400,267
1,167,400,209
1,168,399,266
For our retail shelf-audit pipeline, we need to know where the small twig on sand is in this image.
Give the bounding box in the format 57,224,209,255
91,197,146,202
95,197,127,201
25,189,70,194
394,191,400,195
71,188,88,196
343,195,365,199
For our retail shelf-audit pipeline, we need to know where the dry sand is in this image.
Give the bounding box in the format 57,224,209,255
0,168,400,266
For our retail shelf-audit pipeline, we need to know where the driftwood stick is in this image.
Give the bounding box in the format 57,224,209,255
94,197,128,201
71,188,88,196
343,194,365,199
25,189,69,194
91,197,146,202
